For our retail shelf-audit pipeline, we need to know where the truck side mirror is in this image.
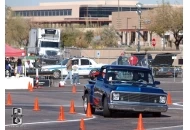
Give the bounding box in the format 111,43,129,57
154,81,160,85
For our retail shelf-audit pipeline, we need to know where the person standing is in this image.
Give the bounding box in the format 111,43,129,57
35,58,41,68
72,61,80,85
16,58,22,75
63,59,73,85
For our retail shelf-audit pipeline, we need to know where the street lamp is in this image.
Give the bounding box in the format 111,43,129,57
136,2,143,52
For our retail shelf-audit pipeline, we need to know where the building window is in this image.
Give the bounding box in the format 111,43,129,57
28,11,32,16
130,7,137,11
23,11,27,16
48,10,52,16
41,10,44,16
60,10,64,16
30,11,34,16
34,11,37,16
15,11,20,16
45,10,48,16
68,9,72,15
26,11,29,16
37,10,41,16
64,10,67,15
56,10,60,16
14,9,72,17
52,10,56,16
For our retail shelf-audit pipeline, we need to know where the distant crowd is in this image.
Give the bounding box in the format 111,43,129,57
5,57,41,77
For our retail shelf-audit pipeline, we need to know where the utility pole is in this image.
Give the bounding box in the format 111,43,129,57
136,2,143,52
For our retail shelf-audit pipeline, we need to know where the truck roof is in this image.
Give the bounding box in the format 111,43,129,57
102,65,151,71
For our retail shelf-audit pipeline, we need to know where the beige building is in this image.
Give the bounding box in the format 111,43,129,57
11,0,153,27
11,0,182,48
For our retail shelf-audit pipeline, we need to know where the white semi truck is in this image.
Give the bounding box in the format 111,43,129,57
27,28,62,64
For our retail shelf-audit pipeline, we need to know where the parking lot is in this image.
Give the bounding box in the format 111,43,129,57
5,77,183,130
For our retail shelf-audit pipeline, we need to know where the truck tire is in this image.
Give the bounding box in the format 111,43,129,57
53,70,61,79
103,97,111,117
83,94,95,114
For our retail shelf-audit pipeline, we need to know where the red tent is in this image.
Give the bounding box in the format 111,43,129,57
5,44,26,57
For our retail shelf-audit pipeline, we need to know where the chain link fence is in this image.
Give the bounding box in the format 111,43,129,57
11,47,182,83
62,47,183,83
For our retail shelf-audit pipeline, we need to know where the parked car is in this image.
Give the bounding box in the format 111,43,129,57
41,57,106,79
150,53,180,77
112,53,153,68
82,65,168,117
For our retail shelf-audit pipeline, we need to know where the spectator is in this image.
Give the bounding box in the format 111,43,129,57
25,60,34,68
5,57,12,77
16,58,22,75
72,61,80,85
35,58,41,68
63,59,73,85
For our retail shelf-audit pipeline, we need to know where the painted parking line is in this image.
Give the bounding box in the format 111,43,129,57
146,125,183,130
5,91,83,94
173,102,183,107
5,113,96,127
5,104,84,107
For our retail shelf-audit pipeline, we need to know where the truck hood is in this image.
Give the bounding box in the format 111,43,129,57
42,65,66,69
112,84,165,94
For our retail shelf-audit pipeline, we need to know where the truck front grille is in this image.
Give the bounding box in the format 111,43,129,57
119,93,160,103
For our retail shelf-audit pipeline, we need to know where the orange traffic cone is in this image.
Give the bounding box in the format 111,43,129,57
72,85,76,93
6,93,12,106
29,83,33,92
86,103,92,118
69,100,76,114
58,106,65,121
167,92,172,105
135,113,145,130
33,97,40,111
79,118,85,130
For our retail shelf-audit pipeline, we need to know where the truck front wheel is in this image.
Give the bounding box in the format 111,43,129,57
103,97,112,117
83,94,95,114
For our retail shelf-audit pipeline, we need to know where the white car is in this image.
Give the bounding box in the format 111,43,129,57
41,57,106,79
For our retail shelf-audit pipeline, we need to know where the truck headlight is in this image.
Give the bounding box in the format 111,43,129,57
159,96,166,103
113,93,120,100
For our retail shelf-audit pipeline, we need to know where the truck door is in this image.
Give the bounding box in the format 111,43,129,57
93,68,106,106
79,59,92,76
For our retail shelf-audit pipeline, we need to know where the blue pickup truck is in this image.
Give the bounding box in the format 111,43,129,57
82,65,168,117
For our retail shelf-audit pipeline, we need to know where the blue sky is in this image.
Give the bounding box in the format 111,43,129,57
5,0,183,7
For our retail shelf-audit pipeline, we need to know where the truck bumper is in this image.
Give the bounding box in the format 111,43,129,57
108,103,168,112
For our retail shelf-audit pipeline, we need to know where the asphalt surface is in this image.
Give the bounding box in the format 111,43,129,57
5,77,183,130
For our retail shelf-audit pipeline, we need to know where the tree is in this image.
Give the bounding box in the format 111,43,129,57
75,31,89,48
5,6,33,47
143,1,183,50
100,26,119,47
61,28,80,47
84,30,94,44
168,6,183,50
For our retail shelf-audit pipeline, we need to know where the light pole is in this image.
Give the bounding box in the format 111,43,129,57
136,2,143,52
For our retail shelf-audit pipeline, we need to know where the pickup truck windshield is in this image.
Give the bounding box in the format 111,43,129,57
106,69,154,84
